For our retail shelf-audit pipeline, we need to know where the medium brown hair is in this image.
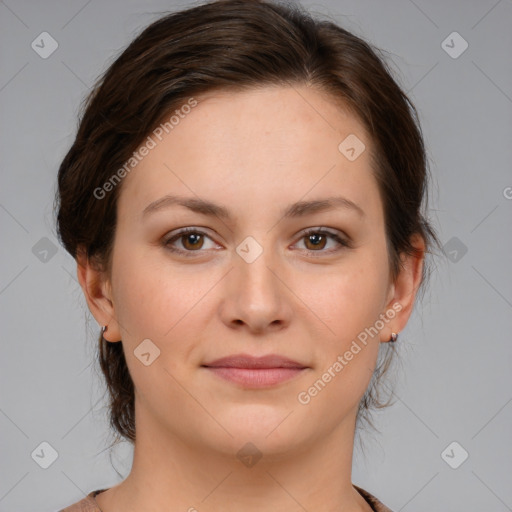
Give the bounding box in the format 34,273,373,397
55,0,441,450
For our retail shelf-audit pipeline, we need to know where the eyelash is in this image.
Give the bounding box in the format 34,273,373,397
162,227,351,258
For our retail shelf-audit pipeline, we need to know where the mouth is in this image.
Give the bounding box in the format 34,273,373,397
201,353,309,388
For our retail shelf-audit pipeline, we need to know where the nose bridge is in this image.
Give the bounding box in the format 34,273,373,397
234,234,280,299
220,232,291,331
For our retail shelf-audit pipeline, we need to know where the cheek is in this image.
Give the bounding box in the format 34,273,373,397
306,254,389,339
110,252,208,394
297,267,386,416
111,249,219,343
110,249,176,339
301,249,389,389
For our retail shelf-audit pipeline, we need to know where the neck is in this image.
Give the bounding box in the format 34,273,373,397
96,399,373,512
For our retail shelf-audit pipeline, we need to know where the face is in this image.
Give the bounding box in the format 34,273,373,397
86,85,414,459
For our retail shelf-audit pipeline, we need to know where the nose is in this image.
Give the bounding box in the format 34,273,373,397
218,245,293,334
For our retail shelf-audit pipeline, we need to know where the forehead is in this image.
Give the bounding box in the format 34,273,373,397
116,85,382,224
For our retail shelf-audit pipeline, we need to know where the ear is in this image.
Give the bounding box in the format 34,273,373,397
76,247,122,343
380,233,425,343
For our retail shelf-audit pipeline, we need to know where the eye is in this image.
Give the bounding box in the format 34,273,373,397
294,228,350,255
163,226,351,258
163,227,219,256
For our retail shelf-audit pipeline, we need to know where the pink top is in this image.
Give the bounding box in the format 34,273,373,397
59,485,393,511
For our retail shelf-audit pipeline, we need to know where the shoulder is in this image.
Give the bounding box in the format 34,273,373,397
58,489,106,512
353,484,395,512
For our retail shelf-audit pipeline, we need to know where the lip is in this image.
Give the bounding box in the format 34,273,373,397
201,353,309,389
202,353,308,369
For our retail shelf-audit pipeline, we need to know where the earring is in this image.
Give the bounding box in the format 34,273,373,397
390,332,398,342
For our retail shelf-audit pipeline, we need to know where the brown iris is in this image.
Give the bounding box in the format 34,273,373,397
304,232,327,251
181,232,204,250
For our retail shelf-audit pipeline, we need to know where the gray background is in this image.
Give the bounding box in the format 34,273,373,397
1,0,511,511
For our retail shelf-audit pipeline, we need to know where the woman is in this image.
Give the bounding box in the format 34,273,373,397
56,0,440,510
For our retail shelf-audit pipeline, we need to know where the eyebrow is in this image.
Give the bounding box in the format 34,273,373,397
142,194,365,220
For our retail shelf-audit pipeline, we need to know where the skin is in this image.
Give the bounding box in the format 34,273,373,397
78,85,425,512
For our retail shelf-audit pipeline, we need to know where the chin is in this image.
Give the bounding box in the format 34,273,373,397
202,406,312,456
